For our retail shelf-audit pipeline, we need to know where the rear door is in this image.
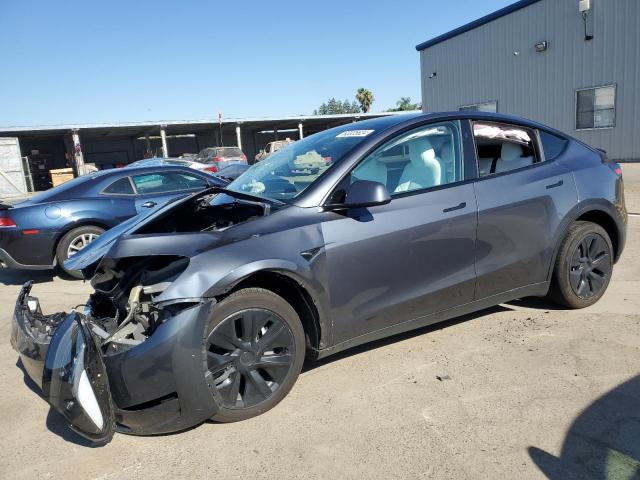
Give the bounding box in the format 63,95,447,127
320,120,478,344
471,120,577,298
131,171,209,214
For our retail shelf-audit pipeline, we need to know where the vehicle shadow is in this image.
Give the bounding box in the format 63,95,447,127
15,359,96,447
302,304,513,373
528,375,640,479
508,296,567,311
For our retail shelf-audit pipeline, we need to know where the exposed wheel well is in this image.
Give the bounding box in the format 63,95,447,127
575,210,620,260
226,271,323,357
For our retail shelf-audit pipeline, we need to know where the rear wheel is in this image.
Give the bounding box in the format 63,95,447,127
56,225,104,279
549,221,613,308
205,288,305,422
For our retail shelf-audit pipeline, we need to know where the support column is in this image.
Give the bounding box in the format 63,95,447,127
274,127,278,141
298,122,304,139
71,129,86,176
145,134,151,156
235,125,242,150
160,126,169,158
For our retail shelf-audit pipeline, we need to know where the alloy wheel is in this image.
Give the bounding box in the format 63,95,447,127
569,233,611,299
67,233,99,257
205,308,296,409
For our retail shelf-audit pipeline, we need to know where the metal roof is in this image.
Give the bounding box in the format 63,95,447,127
0,112,406,139
415,0,543,51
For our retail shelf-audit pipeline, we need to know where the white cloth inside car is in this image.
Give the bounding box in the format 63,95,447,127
495,142,533,173
395,137,442,193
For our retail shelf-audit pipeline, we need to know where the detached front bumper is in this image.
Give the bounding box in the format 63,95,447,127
11,282,220,443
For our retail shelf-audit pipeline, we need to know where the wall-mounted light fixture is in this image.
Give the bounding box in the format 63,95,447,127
579,0,594,40
535,41,548,52
428,72,437,79
513,51,520,56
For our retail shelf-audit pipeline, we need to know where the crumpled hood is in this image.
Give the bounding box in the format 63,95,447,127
63,190,206,273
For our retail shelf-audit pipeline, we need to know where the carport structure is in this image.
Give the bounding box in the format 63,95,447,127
0,112,400,183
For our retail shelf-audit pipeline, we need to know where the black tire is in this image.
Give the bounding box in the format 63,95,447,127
206,288,305,423
548,221,613,309
55,225,104,279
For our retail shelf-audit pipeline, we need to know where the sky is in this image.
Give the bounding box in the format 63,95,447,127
0,0,514,127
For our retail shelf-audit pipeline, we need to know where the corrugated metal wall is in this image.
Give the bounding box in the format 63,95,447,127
420,0,640,161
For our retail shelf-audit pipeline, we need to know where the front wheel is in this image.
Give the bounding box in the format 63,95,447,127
205,288,305,422
548,221,613,308
56,225,104,279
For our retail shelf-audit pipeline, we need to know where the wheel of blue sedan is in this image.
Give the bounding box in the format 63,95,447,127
56,225,104,279
205,288,306,422
549,221,613,309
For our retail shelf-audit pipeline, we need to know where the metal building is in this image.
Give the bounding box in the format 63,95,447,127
417,0,640,162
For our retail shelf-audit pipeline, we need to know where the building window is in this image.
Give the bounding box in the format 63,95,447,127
576,85,616,130
459,101,497,113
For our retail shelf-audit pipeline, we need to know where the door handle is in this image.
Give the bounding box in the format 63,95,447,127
545,180,564,189
141,201,157,208
443,202,466,213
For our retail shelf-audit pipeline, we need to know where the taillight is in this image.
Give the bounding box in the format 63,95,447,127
607,163,622,176
0,217,17,227
241,154,247,161
204,166,218,173
214,156,223,162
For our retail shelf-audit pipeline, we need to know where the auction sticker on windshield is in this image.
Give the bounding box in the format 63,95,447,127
336,129,375,138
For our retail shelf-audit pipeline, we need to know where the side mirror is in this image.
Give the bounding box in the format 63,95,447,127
325,180,391,210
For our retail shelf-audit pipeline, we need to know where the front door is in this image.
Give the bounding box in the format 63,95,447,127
320,120,478,344
131,170,209,214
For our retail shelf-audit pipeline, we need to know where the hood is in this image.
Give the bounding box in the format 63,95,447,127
64,187,278,275
63,191,202,274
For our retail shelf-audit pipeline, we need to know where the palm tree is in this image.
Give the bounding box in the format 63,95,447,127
356,88,374,113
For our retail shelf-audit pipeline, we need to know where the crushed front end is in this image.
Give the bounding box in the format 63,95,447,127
11,256,220,444
10,189,282,444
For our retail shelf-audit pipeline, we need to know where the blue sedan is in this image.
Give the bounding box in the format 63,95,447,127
0,165,225,277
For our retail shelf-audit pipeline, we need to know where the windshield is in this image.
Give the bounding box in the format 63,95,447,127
226,125,377,201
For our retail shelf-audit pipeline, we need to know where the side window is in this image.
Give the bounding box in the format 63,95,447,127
132,172,207,194
349,121,463,196
176,172,208,189
103,177,134,195
473,122,539,177
539,130,568,161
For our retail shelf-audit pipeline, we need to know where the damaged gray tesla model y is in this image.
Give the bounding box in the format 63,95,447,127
11,112,627,444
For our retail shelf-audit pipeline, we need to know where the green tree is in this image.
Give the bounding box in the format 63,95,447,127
387,97,421,112
313,98,361,115
356,88,375,113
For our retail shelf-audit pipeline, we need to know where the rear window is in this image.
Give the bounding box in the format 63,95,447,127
216,147,243,158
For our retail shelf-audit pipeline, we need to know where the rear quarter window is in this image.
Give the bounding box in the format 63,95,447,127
539,130,568,161
103,177,134,195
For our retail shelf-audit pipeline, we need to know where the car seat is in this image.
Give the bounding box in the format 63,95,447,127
495,143,534,173
395,137,442,192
